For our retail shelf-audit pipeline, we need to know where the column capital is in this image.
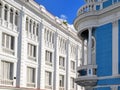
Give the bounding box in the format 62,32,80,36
88,27,92,31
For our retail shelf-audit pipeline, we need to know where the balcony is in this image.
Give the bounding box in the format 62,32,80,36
27,32,38,42
75,65,97,86
0,18,18,32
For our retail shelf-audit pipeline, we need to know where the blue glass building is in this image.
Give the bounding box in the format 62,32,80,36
74,0,120,90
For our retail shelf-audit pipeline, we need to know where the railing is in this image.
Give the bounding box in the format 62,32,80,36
77,3,96,15
2,47,15,55
77,65,97,77
59,48,66,54
27,32,38,41
45,41,54,49
0,19,18,32
0,79,13,86
27,82,35,87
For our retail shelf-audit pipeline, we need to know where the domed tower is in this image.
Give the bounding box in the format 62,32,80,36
74,0,120,90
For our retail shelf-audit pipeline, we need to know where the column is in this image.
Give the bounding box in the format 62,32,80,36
81,39,84,65
88,28,92,65
53,31,59,90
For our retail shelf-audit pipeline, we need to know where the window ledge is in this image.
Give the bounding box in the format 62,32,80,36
45,61,52,66
28,56,36,61
45,85,52,89
59,66,65,70
2,47,15,55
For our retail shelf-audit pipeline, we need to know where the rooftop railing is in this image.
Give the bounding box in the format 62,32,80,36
77,3,96,16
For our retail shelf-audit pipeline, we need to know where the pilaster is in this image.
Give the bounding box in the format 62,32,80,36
38,21,45,89
66,39,70,90
16,7,27,88
53,31,59,90
112,20,118,75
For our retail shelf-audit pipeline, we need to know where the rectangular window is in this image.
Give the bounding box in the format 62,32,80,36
59,75,64,87
27,67,35,83
45,71,52,86
1,61,13,80
45,50,52,63
2,33,15,50
28,43,36,58
59,56,65,68
70,77,75,89
71,61,75,71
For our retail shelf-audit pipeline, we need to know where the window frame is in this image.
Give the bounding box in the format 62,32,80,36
45,71,52,86
4,5,8,21
10,8,14,24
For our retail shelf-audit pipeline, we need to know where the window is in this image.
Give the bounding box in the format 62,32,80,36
27,67,35,83
15,11,18,26
59,56,65,68
10,8,13,24
28,43,36,58
2,33,15,50
4,5,8,21
29,20,32,33
70,78,75,89
1,61,13,80
0,2,2,18
33,22,35,35
36,24,39,36
45,50,52,63
59,75,64,87
45,71,52,86
71,61,75,71
26,18,29,31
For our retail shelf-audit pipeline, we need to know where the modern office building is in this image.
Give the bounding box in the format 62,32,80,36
0,0,83,90
74,0,120,90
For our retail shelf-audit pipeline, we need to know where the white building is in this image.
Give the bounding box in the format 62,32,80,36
0,0,83,90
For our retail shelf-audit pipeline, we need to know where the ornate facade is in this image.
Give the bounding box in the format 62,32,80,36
74,0,120,90
0,0,82,90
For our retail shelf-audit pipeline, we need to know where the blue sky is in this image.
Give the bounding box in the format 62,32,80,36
35,0,85,24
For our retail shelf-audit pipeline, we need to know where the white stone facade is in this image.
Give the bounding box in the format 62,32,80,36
0,0,83,90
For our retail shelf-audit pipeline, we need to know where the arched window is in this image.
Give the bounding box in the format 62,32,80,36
4,5,8,21
0,2,2,18
15,11,18,26
52,33,54,44
29,20,32,33
49,32,52,42
33,22,35,34
47,30,49,41
26,18,29,31
10,8,13,24
36,24,39,36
